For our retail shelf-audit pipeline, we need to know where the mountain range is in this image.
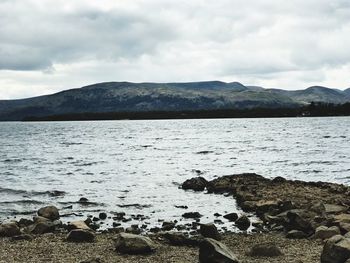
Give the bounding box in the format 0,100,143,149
0,81,349,121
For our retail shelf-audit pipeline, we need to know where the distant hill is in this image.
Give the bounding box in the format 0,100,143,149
0,81,349,121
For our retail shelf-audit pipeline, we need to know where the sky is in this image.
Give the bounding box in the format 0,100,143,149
0,0,350,99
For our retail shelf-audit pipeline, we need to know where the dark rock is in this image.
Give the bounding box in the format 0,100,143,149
114,233,156,254
182,212,202,219
223,213,238,222
162,221,176,231
99,212,107,220
235,215,250,231
0,223,21,237
182,177,208,191
199,238,239,263
286,210,314,235
200,223,221,240
214,213,222,217
66,229,95,242
37,206,60,221
321,235,350,263
249,243,283,257
286,230,308,239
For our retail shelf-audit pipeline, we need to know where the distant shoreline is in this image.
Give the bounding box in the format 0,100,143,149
20,102,350,122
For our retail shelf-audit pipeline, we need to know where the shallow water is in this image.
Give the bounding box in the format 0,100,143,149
0,117,349,230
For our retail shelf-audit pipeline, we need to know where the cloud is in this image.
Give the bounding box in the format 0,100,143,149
0,0,349,99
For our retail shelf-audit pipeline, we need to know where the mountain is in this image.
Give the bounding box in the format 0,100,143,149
0,81,349,121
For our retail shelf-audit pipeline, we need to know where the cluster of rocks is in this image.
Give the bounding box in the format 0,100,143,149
0,205,96,243
182,173,350,263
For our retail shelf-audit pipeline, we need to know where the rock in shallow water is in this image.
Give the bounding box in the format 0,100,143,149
200,223,221,240
235,215,250,231
37,206,60,221
114,233,156,254
182,177,208,191
199,238,239,263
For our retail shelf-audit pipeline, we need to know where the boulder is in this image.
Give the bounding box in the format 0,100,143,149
114,233,156,254
321,235,350,263
68,221,91,230
339,223,350,234
182,177,208,191
235,215,250,231
223,213,238,222
200,223,221,240
333,214,350,224
37,206,60,220
29,221,55,235
314,226,340,240
66,229,95,242
286,210,313,234
0,223,21,237
199,238,239,263
249,243,283,257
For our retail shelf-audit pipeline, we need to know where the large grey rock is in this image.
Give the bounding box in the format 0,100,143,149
321,235,350,263
314,226,340,240
0,223,21,237
68,221,91,231
199,238,239,263
161,232,199,246
37,206,60,220
66,229,95,242
200,223,221,240
182,177,207,191
114,233,156,254
249,243,283,257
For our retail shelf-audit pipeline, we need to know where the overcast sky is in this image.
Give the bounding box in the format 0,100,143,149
0,0,349,99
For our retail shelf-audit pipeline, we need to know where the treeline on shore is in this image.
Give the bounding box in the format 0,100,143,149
23,102,350,121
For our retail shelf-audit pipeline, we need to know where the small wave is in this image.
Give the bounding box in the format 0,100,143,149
60,142,83,146
0,187,65,197
117,204,152,209
3,158,23,163
0,199,44,205
196,151,214,154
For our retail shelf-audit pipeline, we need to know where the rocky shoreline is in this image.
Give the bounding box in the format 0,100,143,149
1,173,350,262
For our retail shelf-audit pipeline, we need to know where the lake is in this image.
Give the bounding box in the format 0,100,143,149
0,117,349,231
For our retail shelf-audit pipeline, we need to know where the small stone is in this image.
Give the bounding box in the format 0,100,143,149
162,221,176,231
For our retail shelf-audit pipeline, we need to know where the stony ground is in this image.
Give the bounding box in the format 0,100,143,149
0,232,323,263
